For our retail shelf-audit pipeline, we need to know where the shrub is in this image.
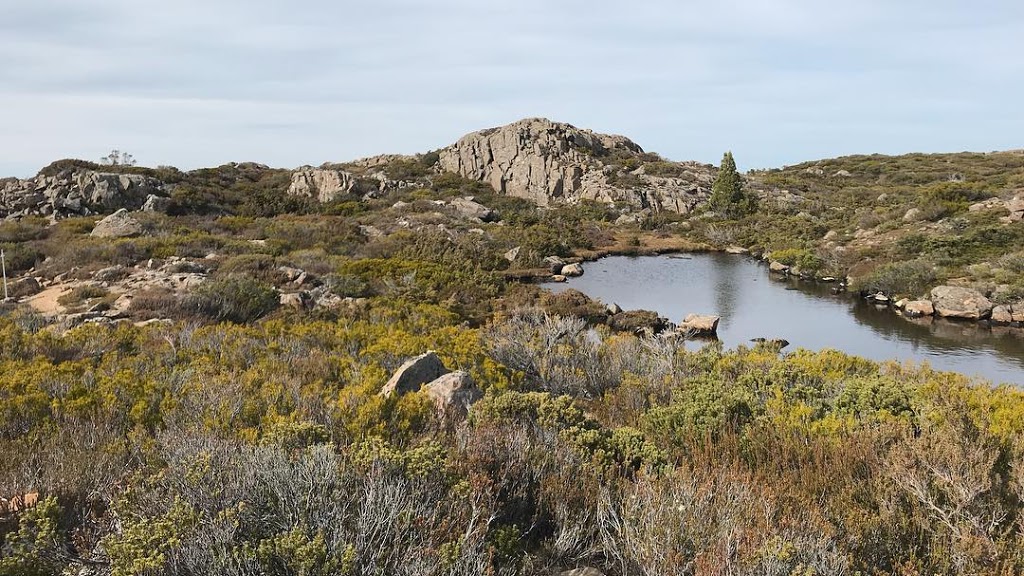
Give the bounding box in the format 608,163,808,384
185,274,278,323
853,258,938,297
540,289,608,323
0,243,42,273
216,253,285,284
56,285,109,306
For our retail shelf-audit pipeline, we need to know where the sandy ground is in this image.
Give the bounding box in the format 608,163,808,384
25,285,67,315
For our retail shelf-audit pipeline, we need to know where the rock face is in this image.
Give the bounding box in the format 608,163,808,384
930,286,993,320
287,168,359,202
438,118,714,213
91,209,143,238
422,371,483,413
380,352,450,397
680,314,721,335
1,170,167,219
287,165,421,202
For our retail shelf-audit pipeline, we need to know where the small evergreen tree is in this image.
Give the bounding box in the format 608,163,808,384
708,151,754,217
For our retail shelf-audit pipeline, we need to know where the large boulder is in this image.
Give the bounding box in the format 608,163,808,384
422,371,483,413
450,197,499,222
680,313,721,335
929,286,993,320
91,209,143,238
380,351,450,397
560,263,584,277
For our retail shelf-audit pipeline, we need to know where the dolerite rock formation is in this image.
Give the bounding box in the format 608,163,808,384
287,160,424,202
438,118,715,213
287,168,359,202
1,170,167,219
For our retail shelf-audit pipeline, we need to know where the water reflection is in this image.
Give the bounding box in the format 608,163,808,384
545,253,1024,385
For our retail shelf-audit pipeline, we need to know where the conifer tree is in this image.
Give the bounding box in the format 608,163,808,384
708,151,754,217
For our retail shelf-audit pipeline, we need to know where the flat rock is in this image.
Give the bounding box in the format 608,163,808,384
769,261,789,274
680,313,720,334
903,300,935,318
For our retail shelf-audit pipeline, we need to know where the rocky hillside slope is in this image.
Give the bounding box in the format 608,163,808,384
1,118,717,221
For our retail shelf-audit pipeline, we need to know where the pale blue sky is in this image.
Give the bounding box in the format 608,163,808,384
1,0,1022,177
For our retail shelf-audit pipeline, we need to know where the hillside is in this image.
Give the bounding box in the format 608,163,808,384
1,121,1024,575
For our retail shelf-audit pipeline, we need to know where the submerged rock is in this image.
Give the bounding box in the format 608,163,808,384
680,313,720,335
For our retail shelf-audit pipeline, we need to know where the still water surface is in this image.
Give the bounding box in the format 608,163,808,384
545,253,1024,385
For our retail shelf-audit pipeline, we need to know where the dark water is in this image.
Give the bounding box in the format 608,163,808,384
545,253,1024,385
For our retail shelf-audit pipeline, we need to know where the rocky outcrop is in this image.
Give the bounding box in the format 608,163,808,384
930,286,993,320
1,170,167,219
91,209,143,238
287,168,359,202
438,118,714,213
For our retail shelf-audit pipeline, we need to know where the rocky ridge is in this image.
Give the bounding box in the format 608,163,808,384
438,118,715,213
1,170,169,219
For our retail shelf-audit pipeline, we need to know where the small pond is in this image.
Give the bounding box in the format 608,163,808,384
544,253,1024,385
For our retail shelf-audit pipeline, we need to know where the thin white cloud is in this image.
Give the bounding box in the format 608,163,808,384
0,0,1021,176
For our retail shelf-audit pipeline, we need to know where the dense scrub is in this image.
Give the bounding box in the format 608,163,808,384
3,301,1024,574
2,152,1024,574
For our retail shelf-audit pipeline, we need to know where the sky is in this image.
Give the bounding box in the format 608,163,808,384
1,0,1023,177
